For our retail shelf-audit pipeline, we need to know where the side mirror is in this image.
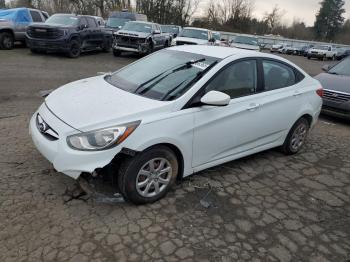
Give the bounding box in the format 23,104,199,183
173,33,177,38
79,24,87,30
200,91,230,107
153,30,161,34
209,38,216,43
322,64,331,72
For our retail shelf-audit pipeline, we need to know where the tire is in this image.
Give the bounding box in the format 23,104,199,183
67,39,81,58
164,40,169,48
113,49,121,56
102,39,111,52
307,56,311,60
0,32,14,50
323,55,327,61
332,55,336,61
147,41,153,55
281,118,310,155
118,146,179,205
30,48,40,54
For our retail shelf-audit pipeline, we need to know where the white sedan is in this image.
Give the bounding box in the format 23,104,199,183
30,45,323,204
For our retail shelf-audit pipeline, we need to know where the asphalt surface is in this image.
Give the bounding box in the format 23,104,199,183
0,48,349,262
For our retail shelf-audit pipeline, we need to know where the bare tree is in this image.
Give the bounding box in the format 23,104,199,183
263,5,285,33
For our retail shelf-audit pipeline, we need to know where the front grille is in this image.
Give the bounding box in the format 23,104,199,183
176,41,197,45
116,36,143,48
323,89,350,103
28,27,64,39
36,114,59,141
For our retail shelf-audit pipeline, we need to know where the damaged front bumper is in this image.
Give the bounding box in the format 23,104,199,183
29,104,123,180
112,38,149,54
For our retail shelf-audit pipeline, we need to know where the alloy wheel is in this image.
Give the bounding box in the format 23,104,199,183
290,123,308,152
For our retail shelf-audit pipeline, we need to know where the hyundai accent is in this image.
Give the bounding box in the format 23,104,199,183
30,45,323,204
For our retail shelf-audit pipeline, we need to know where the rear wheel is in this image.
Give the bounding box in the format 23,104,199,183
307,56,311,60
118,146,179,205
67,39,81,58
281,118,310,155
0,32,14,50
113,49,121,56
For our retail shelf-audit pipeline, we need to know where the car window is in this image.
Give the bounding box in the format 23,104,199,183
263,60,296,91
30,10,43,22
87,17,97,28
79,17,88,27
328,58,350,76
205,60,257,99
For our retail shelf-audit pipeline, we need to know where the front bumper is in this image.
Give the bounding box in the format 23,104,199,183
29,104,122,179
322,99,350,120
26,37,69,52
308,53,325,58
113,41,148,54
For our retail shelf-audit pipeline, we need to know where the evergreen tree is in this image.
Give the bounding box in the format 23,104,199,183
314,0,345,40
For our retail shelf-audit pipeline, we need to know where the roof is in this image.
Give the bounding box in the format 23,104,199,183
169,45,256,59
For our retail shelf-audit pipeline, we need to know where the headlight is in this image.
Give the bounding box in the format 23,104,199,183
67,121,140,151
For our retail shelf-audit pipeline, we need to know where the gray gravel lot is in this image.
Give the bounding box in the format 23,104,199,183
0,48,349,262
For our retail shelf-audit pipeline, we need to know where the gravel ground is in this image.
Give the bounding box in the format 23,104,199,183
0,48,349,262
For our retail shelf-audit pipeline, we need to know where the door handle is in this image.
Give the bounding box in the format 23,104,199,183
246,103,261,111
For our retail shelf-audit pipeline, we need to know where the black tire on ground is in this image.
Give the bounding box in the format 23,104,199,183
30,48,40,54
281,117,310,155
332,55,336,61
113,49,121,56
307,56,311,60
66,39,81,58
323,55,327,61
147,41,154,55
117,146,179,205
102,39,111,52
164,41,169,48
0,32,14,50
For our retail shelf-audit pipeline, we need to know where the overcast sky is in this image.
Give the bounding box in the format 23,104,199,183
197,0,350,26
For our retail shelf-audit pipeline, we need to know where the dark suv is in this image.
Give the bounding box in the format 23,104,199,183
26,14,112,58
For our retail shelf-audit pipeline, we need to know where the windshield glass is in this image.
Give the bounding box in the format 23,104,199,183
329,58,350,76
106,50,219,101
122,22,152,33
213,32,221,40
180,29,208,40
106,18,131,28
45,15,79,26
232,36,258,46
315,45,330,50
161,25,179,34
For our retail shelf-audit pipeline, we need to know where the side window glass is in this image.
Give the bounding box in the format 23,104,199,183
263,60,296,91
205,60,257,99
79,18,88,28
87,18,97,28
30,11,43,22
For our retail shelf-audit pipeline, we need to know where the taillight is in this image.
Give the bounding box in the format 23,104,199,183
316,88,324,97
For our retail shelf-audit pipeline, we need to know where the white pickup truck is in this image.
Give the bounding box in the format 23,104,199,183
307,45,337,60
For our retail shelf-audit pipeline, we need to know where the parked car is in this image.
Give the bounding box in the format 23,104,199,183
106,10,147,32
335,48,350,60
93,16,105,27
112,21,171,56
298,45,314,56
314,58,350,119
176,27,215,45
161,24,182,45
270,43,284,53
307,45,337,60
26,14,113,58
282,45,300,55
230,35,260,51
30,45,322,204
0,7,47,49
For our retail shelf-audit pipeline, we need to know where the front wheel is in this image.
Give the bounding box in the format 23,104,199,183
281,118,310,155
118,146,179,205
0,32,14,50
67,39,81,58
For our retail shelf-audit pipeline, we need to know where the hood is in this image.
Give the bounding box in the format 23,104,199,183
116,30,150,38
176,36,208,45
231,43,259,51
45,76,167,131
314,73,350,94
29,23,74,30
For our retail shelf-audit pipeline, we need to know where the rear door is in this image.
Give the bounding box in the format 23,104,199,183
78,17,90,48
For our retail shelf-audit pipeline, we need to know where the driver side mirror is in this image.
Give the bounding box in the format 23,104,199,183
201,91,230,107
322,64,331,72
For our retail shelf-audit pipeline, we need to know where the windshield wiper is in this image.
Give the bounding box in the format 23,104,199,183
134,58,206,95
161,60,219,101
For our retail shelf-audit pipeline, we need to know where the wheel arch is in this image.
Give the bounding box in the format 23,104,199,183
0,28,14,36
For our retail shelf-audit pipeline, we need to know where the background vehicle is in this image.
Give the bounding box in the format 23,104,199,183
113,21,170,56
230,35,260,51
0,7,47,49
106,10,147,32
298,45,314,56
161,24,181,45
26,14,112,58
30,46,322,204
335,48,350,60
93,16,105,27
307,45,337,60
315,58,350,119
176,27,214,45
270,43,283,53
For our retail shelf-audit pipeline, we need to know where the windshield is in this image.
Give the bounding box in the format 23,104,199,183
45,15,79,26
180,29,208,40
122,22,152,33
329,58,350,76
106,17,131,28
232,36,258,46
315,45,330,50
213,32,221,41
105,50,219,101
161,25,179,34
